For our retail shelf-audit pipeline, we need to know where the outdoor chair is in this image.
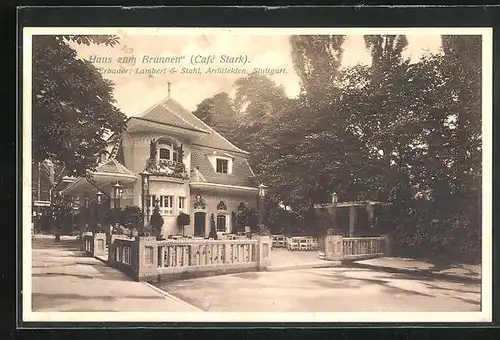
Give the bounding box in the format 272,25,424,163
277,236,286,248
287,237,299,251
271,235,279,247
299,238,309,251
272,235,285,248
311,238,318,250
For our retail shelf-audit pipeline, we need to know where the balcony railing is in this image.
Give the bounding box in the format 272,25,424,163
146,159,189,180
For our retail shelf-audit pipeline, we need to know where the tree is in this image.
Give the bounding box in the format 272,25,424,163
364,35,409,76
231,73,291,158
177,212,190,236
208,213,218,239
49,193,74,240
290,35,345,104
441,35,482,201
32,35,126,176
104,207,123,226
192,92,236,139
121,205,144,231
150,204,164,238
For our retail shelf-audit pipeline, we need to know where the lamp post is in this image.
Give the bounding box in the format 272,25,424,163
140,170,151,228
331,192,338,233
96,191,103,232
84,196,90,231
331,192,338,204
113,182,122,209
258,184,267,227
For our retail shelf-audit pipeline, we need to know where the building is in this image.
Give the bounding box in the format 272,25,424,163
61,87,259,237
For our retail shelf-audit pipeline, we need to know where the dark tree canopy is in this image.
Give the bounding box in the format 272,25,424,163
189,34,482,263
290,35,345,102
192,92,236,139
32,35,126,176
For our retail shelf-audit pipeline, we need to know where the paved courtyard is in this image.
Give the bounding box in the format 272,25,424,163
31,237,200,312
154,267,481,312
31,236,482,313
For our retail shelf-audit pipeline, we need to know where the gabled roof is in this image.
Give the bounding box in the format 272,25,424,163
135,99,209,133
130,95,248,154
190,147,256,187
95,158,135,177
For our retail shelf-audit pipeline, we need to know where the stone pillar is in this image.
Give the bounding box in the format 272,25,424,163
256,235,271,270
325,235,343,261
107,236,117,267
136,236,158,281
349,206,356,237
80,233,85,251
382,234,391,256
92,232,107,256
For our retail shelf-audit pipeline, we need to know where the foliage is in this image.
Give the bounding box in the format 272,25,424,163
146,139,189,179
257,224,271,236
236,206,259,231
104,207,123,226
177,212,190,226
32,35,126,176
208,213,218,239
49,194,74,235
231,212,238,233
190,34,482,263
290,35,345,103
193,92,236,139
316,208,337,235
122,206,144,230
150,204,164,236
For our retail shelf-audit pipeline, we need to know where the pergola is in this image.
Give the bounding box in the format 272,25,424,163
314,195,388,237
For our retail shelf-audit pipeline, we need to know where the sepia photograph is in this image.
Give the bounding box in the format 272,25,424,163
22,27,492,323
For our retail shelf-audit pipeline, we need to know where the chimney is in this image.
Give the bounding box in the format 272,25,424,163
167,82,171,98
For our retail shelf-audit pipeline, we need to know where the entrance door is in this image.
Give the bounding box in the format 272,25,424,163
194,212,206,237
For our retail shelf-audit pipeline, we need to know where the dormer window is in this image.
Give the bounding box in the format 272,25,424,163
216,158,229,174
207,152,233,174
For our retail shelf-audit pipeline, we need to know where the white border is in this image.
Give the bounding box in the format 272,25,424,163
22,27,493,323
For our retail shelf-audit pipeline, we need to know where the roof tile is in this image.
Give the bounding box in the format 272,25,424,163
96,159,136,177
190,147,256,187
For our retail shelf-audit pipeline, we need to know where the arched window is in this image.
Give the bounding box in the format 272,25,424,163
157,138,182,163
217,200,227,211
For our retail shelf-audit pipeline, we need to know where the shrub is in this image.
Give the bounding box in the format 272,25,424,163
150,205,164,237
208,213,218,239
122,205,143,230
177,212,190,226
104,207,123,226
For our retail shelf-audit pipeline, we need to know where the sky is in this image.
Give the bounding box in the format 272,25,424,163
71,33,442,115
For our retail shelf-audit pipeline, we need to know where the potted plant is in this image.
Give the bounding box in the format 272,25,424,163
208,213,218,240
150,204,164,240
177,212,190,236
257,224,271,236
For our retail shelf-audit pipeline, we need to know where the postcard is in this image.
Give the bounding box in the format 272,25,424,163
22,26,492,323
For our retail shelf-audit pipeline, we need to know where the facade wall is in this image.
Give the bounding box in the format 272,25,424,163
189,189,257,237
123,131,192,207
99,130,257,237
122,132,191,176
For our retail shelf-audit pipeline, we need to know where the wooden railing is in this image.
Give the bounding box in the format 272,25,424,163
342,236,387,260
